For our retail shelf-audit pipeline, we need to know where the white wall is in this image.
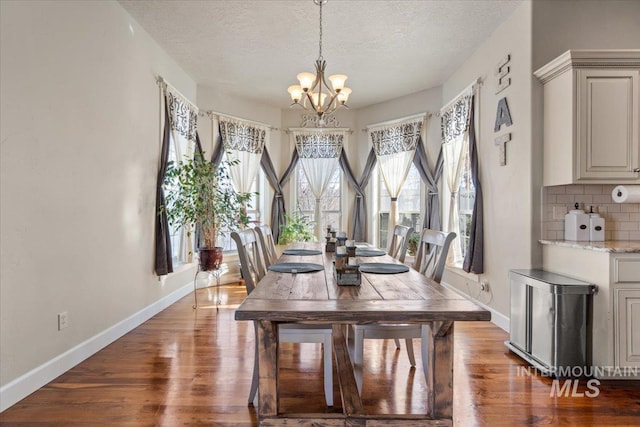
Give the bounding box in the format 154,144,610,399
440,1,535,318
532,0,640,70
0,0,197,409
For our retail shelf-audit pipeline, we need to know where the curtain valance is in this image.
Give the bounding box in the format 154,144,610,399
441,91,473,145
370,119,422,156
165,87,198,145
219,118,268,154
294,132,344,159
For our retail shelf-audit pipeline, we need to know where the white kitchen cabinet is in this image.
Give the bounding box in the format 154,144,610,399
541,241,640,378
535,50,640,186
612,254,640,368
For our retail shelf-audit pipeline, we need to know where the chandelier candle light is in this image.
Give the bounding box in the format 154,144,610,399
288,0,351,126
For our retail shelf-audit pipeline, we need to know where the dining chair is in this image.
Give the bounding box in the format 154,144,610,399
412,229,456,284
231,228,333,407
349,228,456,393
254,224,278,268
351,224,414,369
386,224,414,263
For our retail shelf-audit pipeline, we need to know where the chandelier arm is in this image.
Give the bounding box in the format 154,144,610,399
304,91,315,110
325,93,341,115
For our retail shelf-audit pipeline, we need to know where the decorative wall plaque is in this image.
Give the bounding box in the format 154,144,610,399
494,133,512,166
494,53,513,166
300,114,340,128
495,54,511,94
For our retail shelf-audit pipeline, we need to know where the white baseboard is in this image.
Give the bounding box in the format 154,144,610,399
0,282,193,412
440,280,510,333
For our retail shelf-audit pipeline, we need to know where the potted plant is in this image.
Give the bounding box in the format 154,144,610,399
162,152,253,271
278,210,316,245
407,231,420,257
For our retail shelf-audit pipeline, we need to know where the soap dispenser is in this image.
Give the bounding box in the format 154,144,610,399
564,203,589,241
588,206,605,242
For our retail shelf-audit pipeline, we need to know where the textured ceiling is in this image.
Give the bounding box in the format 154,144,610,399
119,0,522,109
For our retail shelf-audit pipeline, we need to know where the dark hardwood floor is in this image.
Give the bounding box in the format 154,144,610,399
1,283,639,426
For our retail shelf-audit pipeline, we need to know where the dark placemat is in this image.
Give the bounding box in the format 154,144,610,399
355,249,387,257
358,263,410,274
282,249,322,256
268,262,324,273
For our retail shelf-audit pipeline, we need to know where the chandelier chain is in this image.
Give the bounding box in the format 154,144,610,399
318,0,323,60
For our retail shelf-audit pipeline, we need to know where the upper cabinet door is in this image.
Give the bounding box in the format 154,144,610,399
577,69,640,181
535,50,640,185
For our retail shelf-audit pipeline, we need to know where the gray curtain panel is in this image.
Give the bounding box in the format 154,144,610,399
339,149,376,242
154,96,173,275
210,125,224,166
463,97,484,274
193,133,205,250
412,138,444,231
260,148,299,243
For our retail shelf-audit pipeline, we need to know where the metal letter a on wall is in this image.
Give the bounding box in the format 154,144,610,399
494,97,513,132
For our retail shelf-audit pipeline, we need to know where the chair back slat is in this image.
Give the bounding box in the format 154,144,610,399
387,225,414,263
255,225,278,268
412,229,456,283
231,229,266,294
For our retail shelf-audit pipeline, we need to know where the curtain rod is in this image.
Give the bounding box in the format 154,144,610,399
362,112,432,132
200,110,278,131
155,76,198,111
286,127,353,134
440,77,483,113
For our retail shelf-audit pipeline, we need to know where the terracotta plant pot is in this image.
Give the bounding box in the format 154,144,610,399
198,247,223,271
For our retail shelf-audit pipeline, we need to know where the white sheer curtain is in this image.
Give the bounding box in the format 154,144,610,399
293,130,345,240
441,87,473,264
369,116,424,242
164,86,198,263
219,118,268,196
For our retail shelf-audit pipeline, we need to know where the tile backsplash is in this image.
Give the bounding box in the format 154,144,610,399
542,184,640,241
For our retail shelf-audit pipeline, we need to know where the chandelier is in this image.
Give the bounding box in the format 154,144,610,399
287,0,351,125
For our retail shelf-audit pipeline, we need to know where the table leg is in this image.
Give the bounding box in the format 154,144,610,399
257,320,279,418
424,321,453,419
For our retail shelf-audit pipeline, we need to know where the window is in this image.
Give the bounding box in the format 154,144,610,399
166,134,193,265
216,163,264,252
457,147,475,262
376,164,423,249
295,164,342,234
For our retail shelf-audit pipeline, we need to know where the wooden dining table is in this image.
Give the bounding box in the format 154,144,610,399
234,242,491,426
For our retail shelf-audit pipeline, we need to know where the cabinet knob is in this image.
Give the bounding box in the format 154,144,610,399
634,168,640,173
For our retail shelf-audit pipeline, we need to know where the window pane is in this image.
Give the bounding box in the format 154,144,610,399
456,145,475,261
166,132,191,264
397,166,421,212
377,164,422,248
296,165,341,233
218,163,263,252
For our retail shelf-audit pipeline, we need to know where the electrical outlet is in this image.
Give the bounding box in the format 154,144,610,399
480,282,489,292
58,312,69,330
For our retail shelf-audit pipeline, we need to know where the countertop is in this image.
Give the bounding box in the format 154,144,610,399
539,239,640,253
